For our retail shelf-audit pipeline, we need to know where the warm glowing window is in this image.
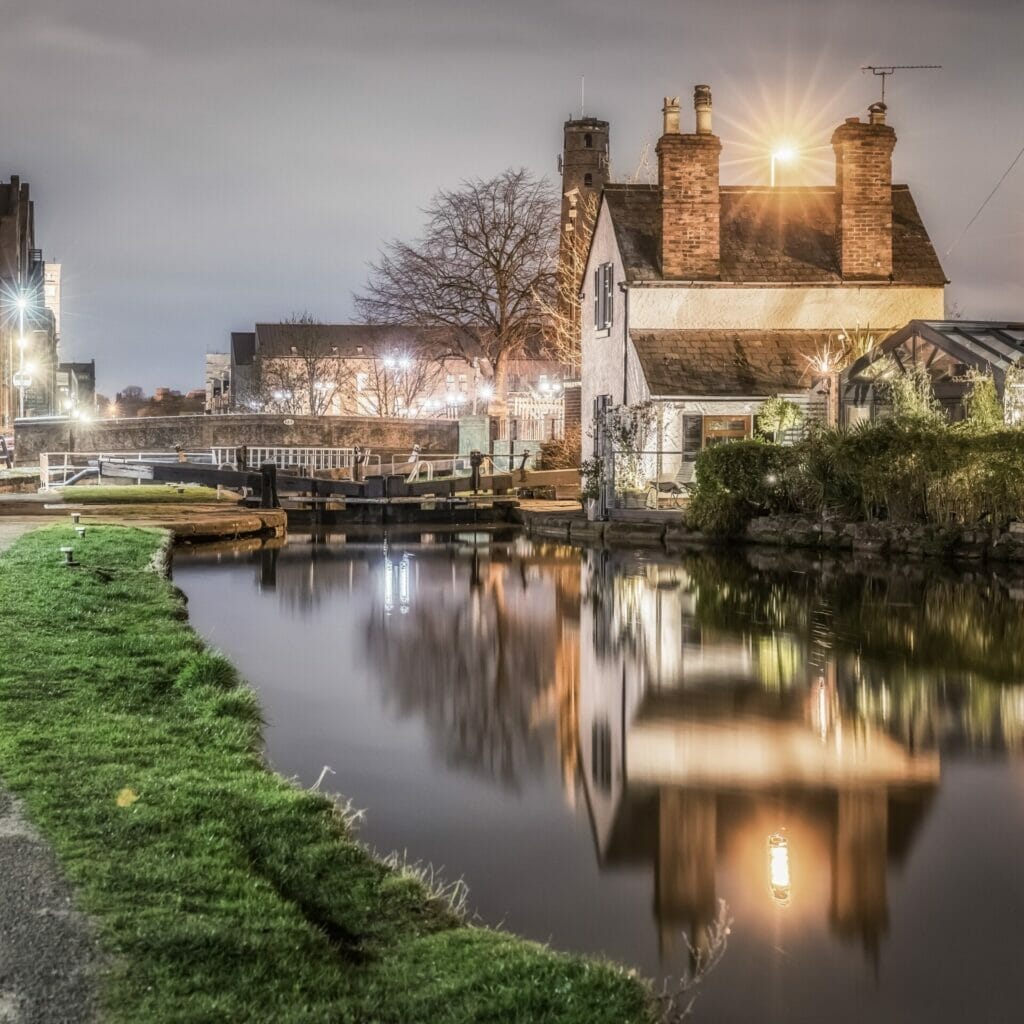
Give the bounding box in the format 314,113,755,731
702,415,751,447
593,262,613,330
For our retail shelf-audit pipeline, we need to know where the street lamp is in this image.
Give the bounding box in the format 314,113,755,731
770,147,796,188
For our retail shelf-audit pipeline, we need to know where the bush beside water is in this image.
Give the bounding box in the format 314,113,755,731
688,422,1024,537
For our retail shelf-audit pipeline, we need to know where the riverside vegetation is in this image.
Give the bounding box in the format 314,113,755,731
0,525,655,1024
687,370,1024,538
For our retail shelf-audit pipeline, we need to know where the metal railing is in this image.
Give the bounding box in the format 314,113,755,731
211,446,381,474
40,451,215,489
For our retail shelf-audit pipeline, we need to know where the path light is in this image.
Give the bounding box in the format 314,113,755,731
75,526,86,538
59,546,79,567
768,831,791,905
70,512,81,524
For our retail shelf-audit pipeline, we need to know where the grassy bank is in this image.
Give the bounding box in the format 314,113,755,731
63,484,228,504
0,526,654,1024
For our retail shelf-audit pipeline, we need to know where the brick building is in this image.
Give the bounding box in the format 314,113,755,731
1,176,59,426
579,88,946,491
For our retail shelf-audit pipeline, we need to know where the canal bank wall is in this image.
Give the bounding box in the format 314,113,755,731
515,508,1024,564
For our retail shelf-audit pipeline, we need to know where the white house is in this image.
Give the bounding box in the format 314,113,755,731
579,87,946,485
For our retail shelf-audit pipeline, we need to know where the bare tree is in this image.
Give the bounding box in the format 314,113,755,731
354,169,559,413
537,188,599,373
359,336,448,418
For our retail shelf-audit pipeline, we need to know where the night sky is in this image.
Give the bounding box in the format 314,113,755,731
2,0,1021,394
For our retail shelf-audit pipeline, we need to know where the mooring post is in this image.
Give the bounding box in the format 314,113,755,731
469,449,483,494
259,463,279,509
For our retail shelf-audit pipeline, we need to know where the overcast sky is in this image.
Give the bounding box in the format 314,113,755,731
2,0,1022,393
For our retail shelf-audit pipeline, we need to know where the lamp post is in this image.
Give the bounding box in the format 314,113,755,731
770,147,796,188
15,294,29,419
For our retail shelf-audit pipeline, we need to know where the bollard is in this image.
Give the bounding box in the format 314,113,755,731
469,449,483,494
75,526,86,538
59,546,78,567
259,463,279,509
70,512,81,525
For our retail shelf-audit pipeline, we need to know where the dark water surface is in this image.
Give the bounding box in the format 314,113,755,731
174,531,1024,1024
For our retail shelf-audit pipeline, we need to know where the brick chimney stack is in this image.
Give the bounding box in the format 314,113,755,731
656,86,722,280
831,103,897,279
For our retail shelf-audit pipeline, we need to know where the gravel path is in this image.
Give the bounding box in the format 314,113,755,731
0,523,102,1023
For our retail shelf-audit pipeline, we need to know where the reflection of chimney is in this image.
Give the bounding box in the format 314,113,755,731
656,789,718,959
657,87,722,280
831,789,889,960
831,105,897,279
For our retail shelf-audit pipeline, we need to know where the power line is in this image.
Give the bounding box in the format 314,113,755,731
945,140,1024,257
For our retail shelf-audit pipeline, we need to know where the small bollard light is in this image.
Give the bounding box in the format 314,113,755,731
70,512,81,525
75,526,87,538
59,546,79,567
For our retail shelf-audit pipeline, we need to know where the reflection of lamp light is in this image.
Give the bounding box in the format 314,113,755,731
768,831,791,906
383,555,394,613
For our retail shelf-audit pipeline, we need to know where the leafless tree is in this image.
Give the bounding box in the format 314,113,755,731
537,188,599,373
359,336,449,418
354,169,560,413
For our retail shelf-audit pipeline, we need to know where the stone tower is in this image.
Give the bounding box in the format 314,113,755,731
559,116,610,287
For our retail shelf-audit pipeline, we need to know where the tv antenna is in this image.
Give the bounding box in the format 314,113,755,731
580,75,585,119
861,65,941,104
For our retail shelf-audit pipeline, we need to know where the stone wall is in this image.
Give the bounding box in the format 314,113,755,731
517,508,1024,564
15,414,459,466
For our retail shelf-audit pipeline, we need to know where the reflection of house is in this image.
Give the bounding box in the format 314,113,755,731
578,554,939,960
842,320,1024,425
579,88,946,480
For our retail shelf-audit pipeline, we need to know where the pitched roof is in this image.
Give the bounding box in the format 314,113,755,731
252,323,465,359
630,329,826,396
602,184,946,286
846,320,1024,383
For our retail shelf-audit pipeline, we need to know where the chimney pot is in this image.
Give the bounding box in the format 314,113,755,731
869,101,887,125
694,84,713,134
662,96,680,135
845,117,860,125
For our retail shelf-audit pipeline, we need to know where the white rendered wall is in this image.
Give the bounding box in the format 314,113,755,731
629,284,944,332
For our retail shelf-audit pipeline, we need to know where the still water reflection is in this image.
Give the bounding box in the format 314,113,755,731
174,531,1024,1023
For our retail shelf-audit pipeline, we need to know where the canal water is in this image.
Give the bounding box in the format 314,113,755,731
174,530,1024,1024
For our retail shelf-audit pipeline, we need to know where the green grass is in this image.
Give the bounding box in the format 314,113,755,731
62,484,229,504
0,526,654,1024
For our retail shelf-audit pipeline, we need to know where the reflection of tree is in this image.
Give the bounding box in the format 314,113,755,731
368,553,561,789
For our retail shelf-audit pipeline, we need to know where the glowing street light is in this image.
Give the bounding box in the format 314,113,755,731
770,147,796,187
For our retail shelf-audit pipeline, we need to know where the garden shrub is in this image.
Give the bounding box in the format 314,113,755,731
687,440,799,535
686,421,1024,535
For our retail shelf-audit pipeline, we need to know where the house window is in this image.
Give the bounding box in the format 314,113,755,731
702,415,752,447
584,133,593,149
593,262,613,330
584,172,593,187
